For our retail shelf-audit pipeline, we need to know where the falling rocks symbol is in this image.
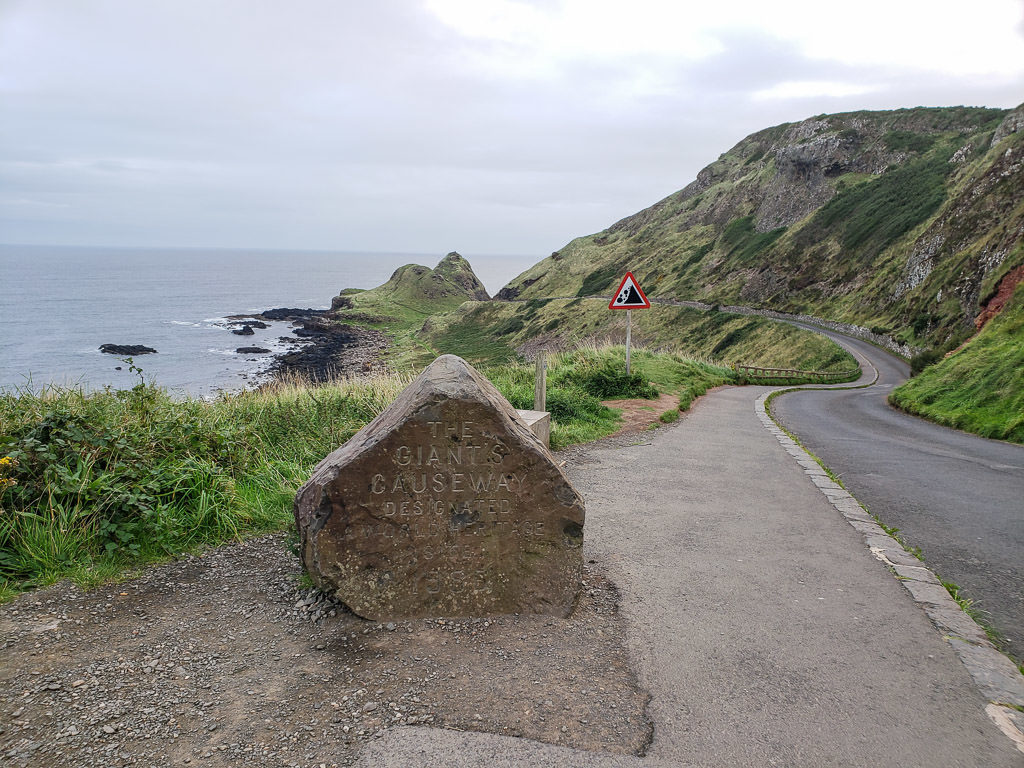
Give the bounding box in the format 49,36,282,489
609,272,650,309
616,284,641,305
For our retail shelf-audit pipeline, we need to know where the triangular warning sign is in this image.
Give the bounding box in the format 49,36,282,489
608,272,651,309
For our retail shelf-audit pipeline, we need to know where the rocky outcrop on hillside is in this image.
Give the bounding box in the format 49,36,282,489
892,132,1024,330
992,103,1024,145
333,252,489,308
433,251,491,300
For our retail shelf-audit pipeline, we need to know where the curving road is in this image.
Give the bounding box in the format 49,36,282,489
771,329,1024,660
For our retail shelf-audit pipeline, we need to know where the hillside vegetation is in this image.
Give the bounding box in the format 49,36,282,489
889,282,1024,442
0,347,728,597
499,105,1023,352
497,104,1024,441
323,250,855,377
418,298,855,373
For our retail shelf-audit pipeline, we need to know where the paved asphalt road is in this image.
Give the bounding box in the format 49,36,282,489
357,385,1021,766
771,329,1024,661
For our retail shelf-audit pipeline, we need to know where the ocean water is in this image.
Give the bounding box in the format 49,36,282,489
0,245,538,397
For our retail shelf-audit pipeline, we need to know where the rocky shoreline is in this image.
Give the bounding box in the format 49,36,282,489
227,308,389,384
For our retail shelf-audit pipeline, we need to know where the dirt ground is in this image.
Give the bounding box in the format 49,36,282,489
602,394,679,435
0,529,651,768
0,395,680,767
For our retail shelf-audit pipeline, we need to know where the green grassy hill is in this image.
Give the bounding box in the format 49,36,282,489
498,105,1024,353
324,249,856,377
335,250,489,318
889,282,1024,442
418,298,855,373
495,104,1024,442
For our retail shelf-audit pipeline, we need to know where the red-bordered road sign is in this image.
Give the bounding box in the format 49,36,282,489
608,272,651,309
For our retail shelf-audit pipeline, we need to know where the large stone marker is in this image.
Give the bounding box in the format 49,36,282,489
294,354,585,620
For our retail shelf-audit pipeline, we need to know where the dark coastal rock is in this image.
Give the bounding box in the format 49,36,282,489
258,308,329,321
294,354,585,620
270,322,389,382
100,344,157,355
225,305,389,383
232,325,255,336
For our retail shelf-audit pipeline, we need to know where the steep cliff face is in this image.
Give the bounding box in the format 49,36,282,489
499,105,1023,348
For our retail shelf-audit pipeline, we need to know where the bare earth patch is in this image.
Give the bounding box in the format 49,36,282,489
602,393,679,435
0,533,651,768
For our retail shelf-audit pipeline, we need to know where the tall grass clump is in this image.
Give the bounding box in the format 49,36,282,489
486,344,733,448
1,345,733,595
0,367,412,596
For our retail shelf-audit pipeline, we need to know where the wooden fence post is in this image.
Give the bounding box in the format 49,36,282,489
534,352,547,412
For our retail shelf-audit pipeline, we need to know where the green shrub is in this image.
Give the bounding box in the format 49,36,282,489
910,348,942,376
558,360,658,400
577,264,624,297
806,150,953,262
545,388,611,423
883,130,937,153
659,408,680,424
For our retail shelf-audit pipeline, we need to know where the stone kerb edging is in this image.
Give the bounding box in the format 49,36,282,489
754,386,1024,753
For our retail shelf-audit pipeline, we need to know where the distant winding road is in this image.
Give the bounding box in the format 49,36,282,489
770,328,1024,659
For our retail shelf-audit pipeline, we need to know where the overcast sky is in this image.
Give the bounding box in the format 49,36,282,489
2,0,1023,257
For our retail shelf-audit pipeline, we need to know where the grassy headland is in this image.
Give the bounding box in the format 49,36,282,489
316,252,856,375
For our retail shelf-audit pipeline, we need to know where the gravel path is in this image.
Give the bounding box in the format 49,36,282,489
0,534,649,767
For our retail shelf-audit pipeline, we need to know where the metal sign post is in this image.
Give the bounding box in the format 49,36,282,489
626,309,632,375
608,272,650,375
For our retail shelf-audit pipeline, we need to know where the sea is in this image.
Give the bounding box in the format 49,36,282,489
0,244,538,397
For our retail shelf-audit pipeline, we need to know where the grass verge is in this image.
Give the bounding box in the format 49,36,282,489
0,345,730,599
889,282,1024,443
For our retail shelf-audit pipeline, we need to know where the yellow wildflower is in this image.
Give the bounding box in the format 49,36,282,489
0,456,17,491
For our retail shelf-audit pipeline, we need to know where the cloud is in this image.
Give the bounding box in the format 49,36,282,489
1,0,1022,254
